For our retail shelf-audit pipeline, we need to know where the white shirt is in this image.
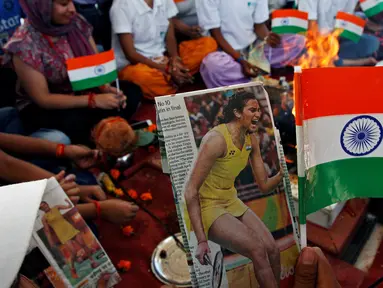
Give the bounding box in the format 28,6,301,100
110,0,179,70
299,0,358,32
196,0,269,50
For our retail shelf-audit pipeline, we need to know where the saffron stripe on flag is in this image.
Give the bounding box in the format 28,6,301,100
272,9,308,20
67,59,116,82
67,50,115,71
304,157,383,216
71,70,118,91
336,11,366,27
300,67,383,120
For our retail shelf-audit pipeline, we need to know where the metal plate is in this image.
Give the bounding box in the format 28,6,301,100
151,233,191,287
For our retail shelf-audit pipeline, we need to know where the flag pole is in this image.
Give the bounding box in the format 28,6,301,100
115,78,121,111
294,66,307,248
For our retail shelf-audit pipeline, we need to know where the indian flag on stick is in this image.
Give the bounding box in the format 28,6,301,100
360,0,383,18
66,50,118,91
271,9,308,34
297,67,383,236
335,12,366,43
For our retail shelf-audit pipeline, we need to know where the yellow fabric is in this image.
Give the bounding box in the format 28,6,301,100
185,124,252,239
45,207,80,244
119,37,217,100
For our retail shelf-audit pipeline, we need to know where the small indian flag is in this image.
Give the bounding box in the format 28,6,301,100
360,0,383,18
335,12,366,43
298,67,383,223
66,50,118,91
271,9,308,34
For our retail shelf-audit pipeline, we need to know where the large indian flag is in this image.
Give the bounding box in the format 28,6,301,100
360,0,383,18
271,9,308,34
66,50,118,91
335,12,366,43
297,67,383,224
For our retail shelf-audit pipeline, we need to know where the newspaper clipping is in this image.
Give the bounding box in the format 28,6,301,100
32,178,121,288
156,82,299,288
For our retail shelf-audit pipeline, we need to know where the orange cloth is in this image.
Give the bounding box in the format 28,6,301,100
118,37,217,100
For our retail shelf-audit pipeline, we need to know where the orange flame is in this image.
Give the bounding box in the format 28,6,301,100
298,25,341,69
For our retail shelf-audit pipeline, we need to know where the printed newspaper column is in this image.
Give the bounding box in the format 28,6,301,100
155,95,230,288
156,83,299,288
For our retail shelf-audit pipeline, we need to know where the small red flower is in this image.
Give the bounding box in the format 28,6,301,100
117,260,132,272
122,225,134,236
110,169,121,180
147,124,157,132
127,189,138,200
114,188,124,197
140,192,153,201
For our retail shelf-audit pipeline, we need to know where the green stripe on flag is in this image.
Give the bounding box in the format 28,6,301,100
303,157,383,217
340,30,361,43
71,70,118,91
364,2,383,18
272,26,307,35
298,176,306,224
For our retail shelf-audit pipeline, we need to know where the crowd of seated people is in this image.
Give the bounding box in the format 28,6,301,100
1,0,383,286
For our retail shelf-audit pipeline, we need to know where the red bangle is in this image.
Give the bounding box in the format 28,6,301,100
56,144,65,158
88,92,96,109
92,201,101,221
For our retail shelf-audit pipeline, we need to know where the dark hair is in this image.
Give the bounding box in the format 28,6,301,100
220,90,259,124
39,201,49,208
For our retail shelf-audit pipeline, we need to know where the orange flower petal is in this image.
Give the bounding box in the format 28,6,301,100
117,260,132,272
127,189,138,200
115,188,124,197
110,169,121,180
140,192,153,201
122,225,134,236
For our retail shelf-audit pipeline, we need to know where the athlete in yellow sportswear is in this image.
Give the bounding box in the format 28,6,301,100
185,89,283,288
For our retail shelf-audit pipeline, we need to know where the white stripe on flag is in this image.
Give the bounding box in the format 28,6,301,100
272,17,308,29
361,0,383,10
67,59,117,82
303,114,383,169
296,126,305,177
335,19,364,36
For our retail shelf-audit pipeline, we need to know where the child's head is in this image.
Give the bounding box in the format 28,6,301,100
92,117,137,157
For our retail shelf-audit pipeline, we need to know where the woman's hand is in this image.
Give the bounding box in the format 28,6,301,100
79,185,107,203
195,241,211,265
55,171,80,204
64,145,99,169
100,199,139,225
266,32,281,48
239,59,259,78
95,93,127,110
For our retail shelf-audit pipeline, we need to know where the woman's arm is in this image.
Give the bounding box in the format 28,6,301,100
118,33,167,71
184,131,226,243
13,56,122,110
249,134,282,193
13,56,89,109
0,149,53,183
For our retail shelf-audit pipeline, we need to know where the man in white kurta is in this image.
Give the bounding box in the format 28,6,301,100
299,0,380,66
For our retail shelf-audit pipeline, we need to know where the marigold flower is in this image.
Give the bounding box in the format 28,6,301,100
110,169,121,180
122,225,134,236
114,188,124,197
127,189,138,200
140,192,153,201
117,260,131,272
